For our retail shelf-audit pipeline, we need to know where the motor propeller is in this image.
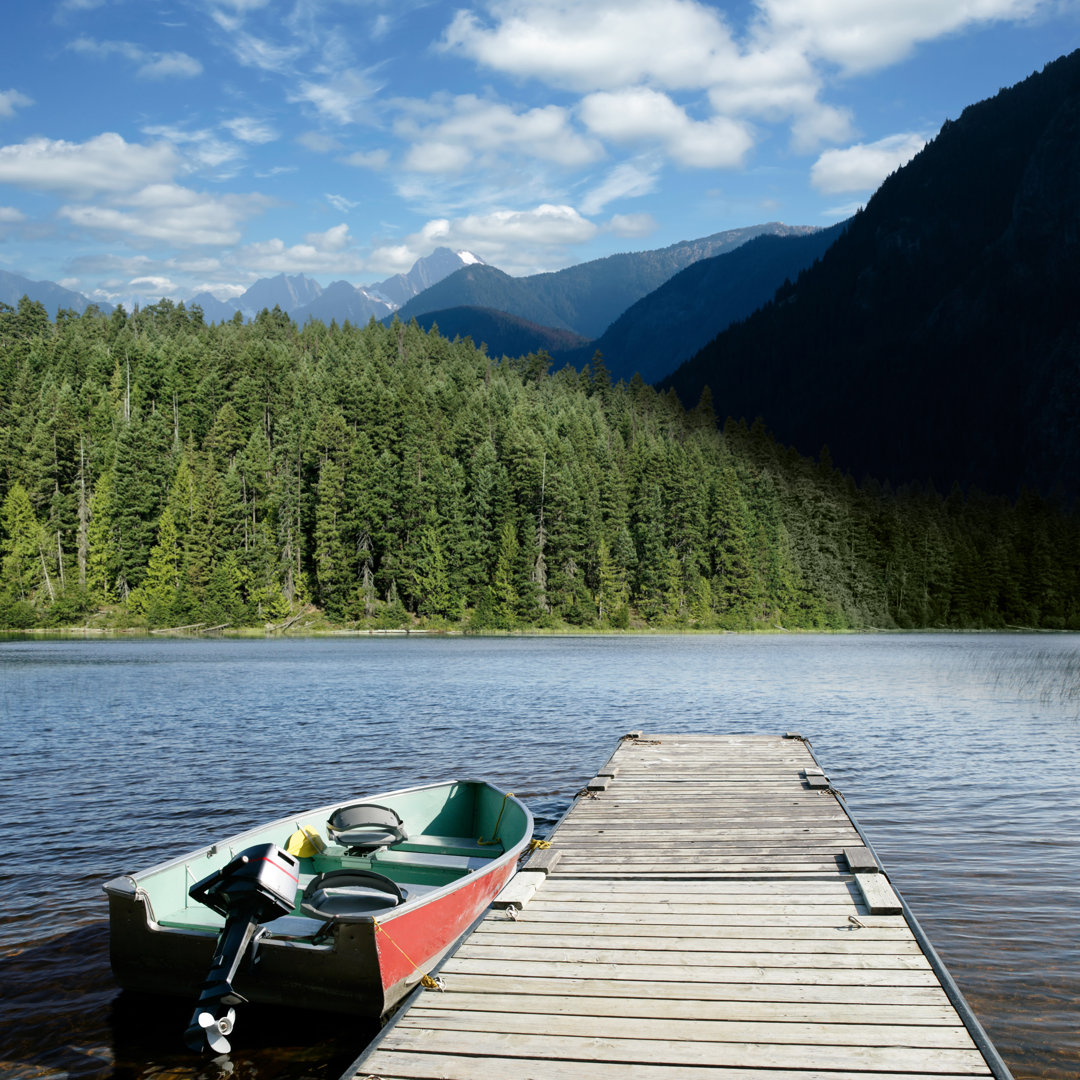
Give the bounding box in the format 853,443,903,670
184,844,299,1053
189,1007,236,1055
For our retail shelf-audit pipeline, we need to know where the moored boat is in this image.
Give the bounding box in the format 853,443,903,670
103,779,532,1051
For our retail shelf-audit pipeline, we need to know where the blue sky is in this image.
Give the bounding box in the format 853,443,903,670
1,0,1078,309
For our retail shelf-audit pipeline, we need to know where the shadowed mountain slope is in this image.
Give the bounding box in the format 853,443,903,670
409,306,588,358
572,224,847,383
663,49,1080,500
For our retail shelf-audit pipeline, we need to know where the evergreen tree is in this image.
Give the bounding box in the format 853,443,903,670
1,483,48,601
491,520,521,628
2,305,1079,632
86,471,120,602
128,505,181,624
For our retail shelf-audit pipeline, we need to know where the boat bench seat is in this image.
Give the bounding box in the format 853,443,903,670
159,907,227,933
374,848,493,873
393,834,500,858
262,914,326,940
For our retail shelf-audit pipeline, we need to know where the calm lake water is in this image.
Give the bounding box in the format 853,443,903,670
1,633,1078,1080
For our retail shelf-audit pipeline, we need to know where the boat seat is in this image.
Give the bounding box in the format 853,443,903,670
326,803,407,853
300,869,407,921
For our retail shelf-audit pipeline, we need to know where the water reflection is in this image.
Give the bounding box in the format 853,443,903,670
1,633,1077,1078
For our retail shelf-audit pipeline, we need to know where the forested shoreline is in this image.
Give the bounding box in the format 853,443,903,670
1,296,1078,633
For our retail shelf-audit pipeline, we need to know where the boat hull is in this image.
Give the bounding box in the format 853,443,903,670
104,780,530,1017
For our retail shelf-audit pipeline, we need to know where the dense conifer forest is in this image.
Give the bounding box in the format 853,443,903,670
1,296,1078,632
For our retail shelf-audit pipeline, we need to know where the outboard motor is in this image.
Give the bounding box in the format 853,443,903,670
184,843,299,1053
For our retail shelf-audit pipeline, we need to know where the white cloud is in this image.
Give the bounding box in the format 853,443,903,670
758,0,1043,73
397,96,601,172
194,281,247,301
789,103,856,153
222,116,279,144
440,0,739,92
325,193,359,213
68,36,202,79
433,204,596,246
606,212,657,237
580,160,660,215
0,206,26,222
129,275,179,293
238,226,368,275
822,200,866,220
138,52,203,79
580,88,753,168
307,223,350,250
142,124,244,174
810,132,928,194
297,131,343,153
55,0,108,12
0,133,177,195
704,44,852,150
59,183,271,246
0,89,33,120
68,36,140,61
367,243,416,273
403,141,473,174
375,204,599,274
438,0,1051,169
216,24,305,74
343,148,390,170
291,70,382,124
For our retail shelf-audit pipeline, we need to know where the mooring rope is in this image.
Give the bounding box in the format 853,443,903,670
372,919,444,991
477,791,513,846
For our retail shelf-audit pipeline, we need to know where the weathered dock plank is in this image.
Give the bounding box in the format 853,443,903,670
346,734,1010,1080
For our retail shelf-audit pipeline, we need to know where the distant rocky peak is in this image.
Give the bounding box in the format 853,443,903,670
374,248,487,308
239,272,323,312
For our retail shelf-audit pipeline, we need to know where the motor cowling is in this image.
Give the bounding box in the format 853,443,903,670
190,843,299,921
184,844,299,1054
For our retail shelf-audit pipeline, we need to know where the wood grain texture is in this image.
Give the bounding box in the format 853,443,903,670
348,735,1005,1080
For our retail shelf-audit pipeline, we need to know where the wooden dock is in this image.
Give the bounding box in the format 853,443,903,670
347,733,1012,1079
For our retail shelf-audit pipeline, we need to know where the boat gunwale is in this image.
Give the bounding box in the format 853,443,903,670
102,778,533,928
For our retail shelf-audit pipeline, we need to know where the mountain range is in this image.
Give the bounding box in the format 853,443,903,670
4,226,830,386
662,47,1080,501
8,49,1079,502
392,223,818,340
0,269,114,316
189,246,487,325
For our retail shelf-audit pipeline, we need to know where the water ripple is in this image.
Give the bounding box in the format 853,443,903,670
1,633,1077,1078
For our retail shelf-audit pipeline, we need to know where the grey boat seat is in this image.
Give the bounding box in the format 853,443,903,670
326,802,408,853
300,869,407,920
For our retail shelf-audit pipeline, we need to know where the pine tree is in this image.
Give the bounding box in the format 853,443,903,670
1,483,49,601
86,471,120,602
596,536,628,624
491,520,521,628
128,505,181,624
314,455,350,617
